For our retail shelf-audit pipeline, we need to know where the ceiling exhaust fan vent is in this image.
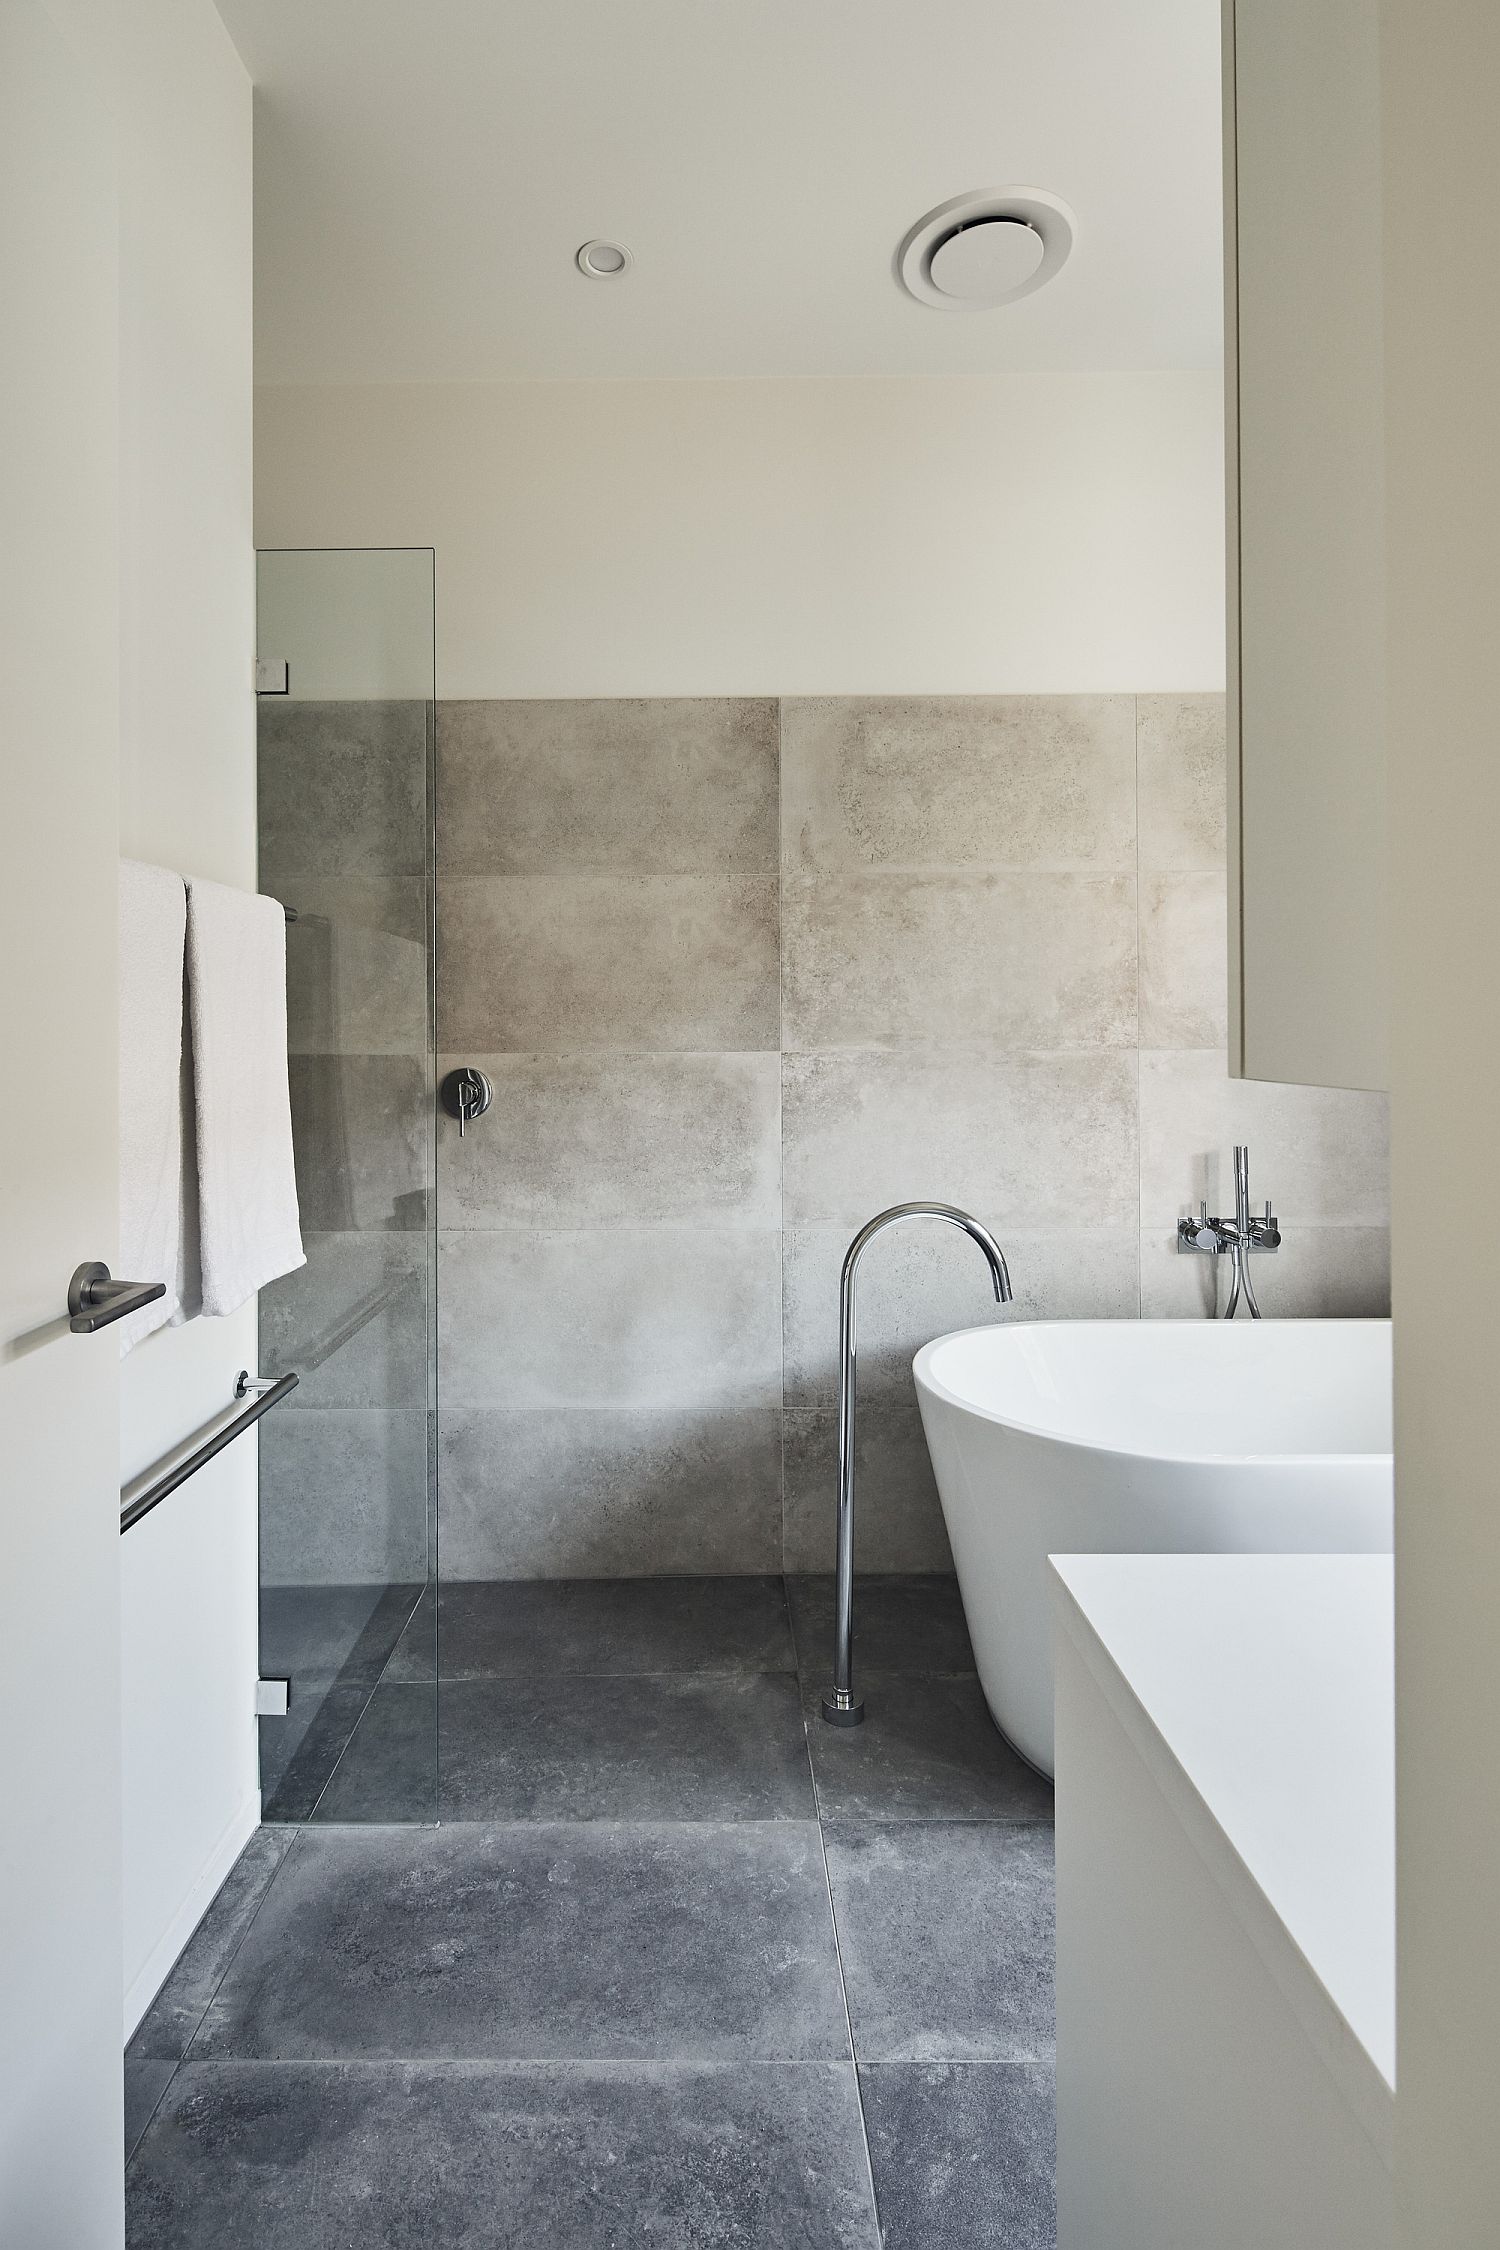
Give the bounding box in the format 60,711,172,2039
898,188,1075,310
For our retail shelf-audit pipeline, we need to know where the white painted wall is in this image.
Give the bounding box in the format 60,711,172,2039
1,7,125,2236
114,2,257,2037
255,373,1225,696
257,545,435,700
1384,0,1500,2237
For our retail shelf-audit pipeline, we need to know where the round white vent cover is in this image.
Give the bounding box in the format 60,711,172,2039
899,188,1075,310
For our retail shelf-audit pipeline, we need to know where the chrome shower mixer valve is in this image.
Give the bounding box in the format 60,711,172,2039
1177,1144,1281,1319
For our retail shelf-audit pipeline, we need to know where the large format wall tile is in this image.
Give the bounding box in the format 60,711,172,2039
1139,1048,1391,1229
438,698,778,876
438,1228,782,1412
288,1053,430,1231
260,1407,429,1584
783,1226,1140,1411
259,700,430,880
1138,873,1229,1048
782,871,1137,1052
781,1048,1137,1230
415,689,1387,1581
1136,694,1228,872
439,874,780,1051
439,1408,783,1578
439,1051,780,1230
260,1233,429,1410
784,1395,952,1574
782,695,1136,874
283,878,429,1057
1141,1223,1391,1320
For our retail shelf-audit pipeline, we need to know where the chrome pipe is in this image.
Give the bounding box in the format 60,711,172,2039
821,1202,1011,1727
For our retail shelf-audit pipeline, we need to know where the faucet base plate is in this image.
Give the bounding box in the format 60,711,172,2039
820,1688,865,1727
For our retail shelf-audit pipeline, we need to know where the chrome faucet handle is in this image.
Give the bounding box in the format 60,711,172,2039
1248,1204,1281,1252
1178,1210,1225,1254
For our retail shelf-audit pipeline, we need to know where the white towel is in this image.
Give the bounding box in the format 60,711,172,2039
185,876,305,1316
117,861,188,1353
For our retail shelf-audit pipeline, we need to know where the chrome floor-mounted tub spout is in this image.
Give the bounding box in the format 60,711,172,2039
821,1203,1012,1727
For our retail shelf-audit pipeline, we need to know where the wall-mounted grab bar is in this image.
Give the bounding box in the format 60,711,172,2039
120,1369,298,1534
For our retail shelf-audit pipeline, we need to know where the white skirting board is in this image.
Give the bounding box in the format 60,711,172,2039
123,1789,260,2044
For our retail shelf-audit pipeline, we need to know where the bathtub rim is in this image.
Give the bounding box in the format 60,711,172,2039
912,1317,1393,1472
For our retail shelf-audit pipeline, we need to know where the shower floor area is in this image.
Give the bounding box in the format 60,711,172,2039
124,1573,1056,2248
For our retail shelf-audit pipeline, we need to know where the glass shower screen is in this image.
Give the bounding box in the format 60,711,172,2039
253,548,437,1822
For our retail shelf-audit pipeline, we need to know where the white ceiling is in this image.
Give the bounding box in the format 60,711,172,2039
218,0,1224,385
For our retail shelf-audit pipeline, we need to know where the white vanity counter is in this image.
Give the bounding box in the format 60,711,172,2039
1049,1552,1393,2250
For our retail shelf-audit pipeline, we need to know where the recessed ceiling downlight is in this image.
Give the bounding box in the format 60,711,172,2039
899,188,1075,310
577,239,632,279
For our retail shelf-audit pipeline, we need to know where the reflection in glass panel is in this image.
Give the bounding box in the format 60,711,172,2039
254,549,436,1822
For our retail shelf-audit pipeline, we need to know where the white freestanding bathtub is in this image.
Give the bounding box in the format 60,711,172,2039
913,1319,1393,1776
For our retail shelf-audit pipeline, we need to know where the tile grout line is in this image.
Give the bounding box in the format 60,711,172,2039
136,2053,1037,2072
365,1659,981,1684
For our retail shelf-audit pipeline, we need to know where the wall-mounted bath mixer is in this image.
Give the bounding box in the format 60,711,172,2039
1177,1144,1281,1318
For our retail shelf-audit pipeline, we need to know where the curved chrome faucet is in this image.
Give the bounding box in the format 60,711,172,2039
821,1203,1012,1727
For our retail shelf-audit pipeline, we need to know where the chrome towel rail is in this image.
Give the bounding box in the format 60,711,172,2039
120,1368,298,1535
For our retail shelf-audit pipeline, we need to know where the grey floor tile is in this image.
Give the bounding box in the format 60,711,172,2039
197,1823,849,2062
259,1581,428,1821
386,1575,795,1681
265,1684,414,1824
438,1674,815,1821
788,1575,976,1679
309,1683,438,1824
125,2060,880,2248
259,1582,422,1692
824,1824,1054,2063
859,2061,1055,2250
124,2058,175,2165
803,1677,1053,1824
128,1827,297,2063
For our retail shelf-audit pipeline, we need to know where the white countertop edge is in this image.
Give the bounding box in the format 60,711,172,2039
1049,1558,1394,2172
